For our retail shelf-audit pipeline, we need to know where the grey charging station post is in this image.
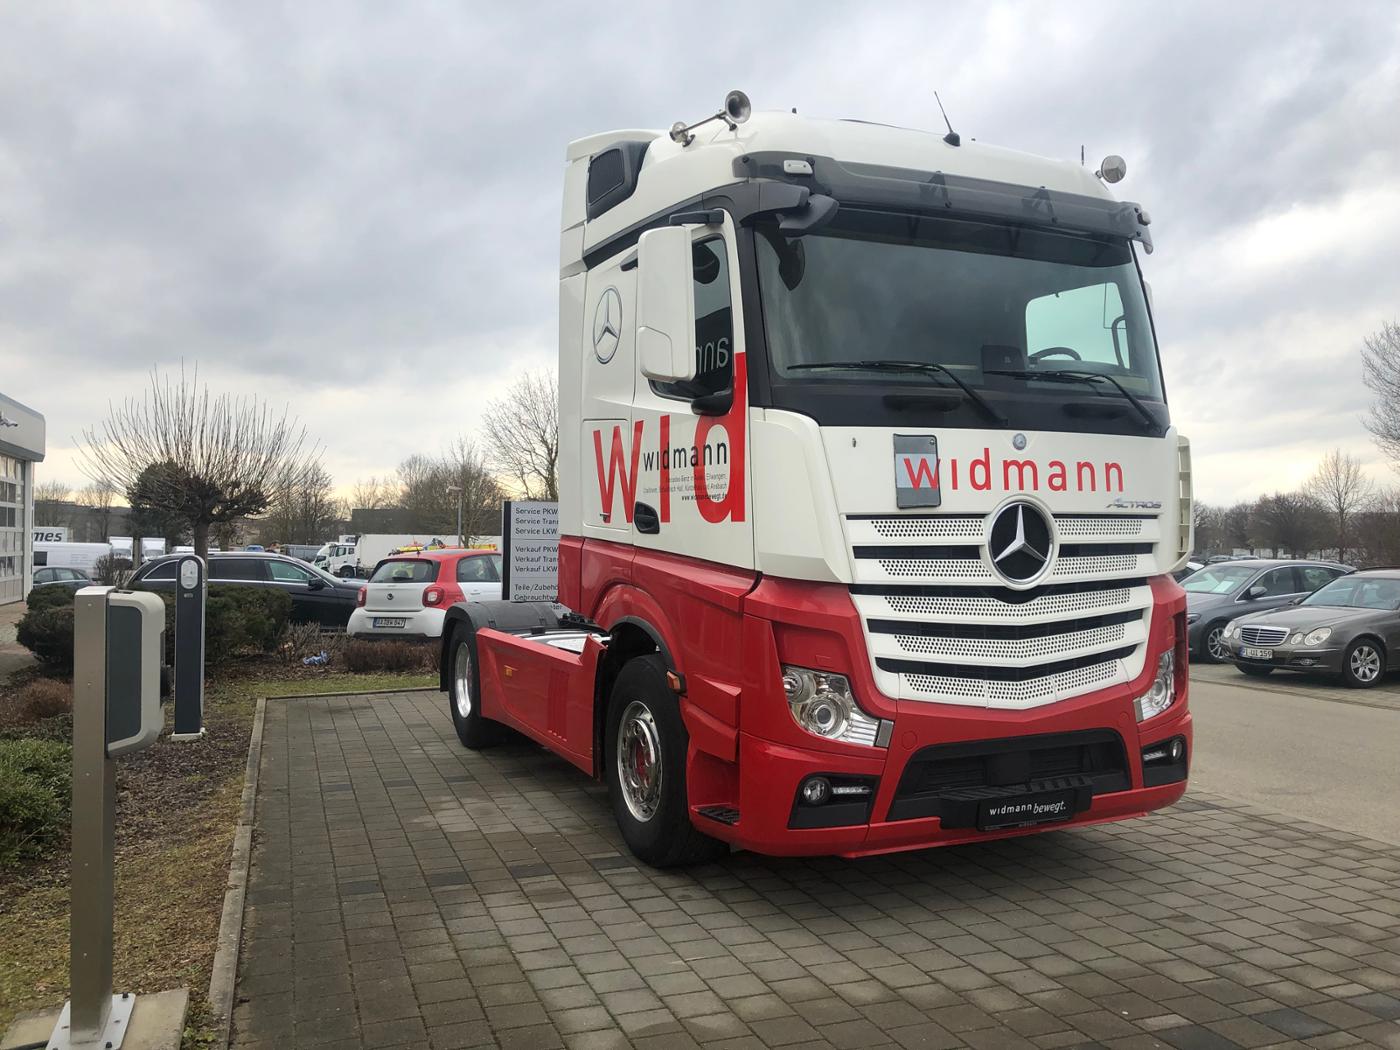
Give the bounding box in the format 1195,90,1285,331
170,555,206,740
50,586,167,1050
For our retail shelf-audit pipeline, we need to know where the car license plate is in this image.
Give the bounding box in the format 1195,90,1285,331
977,788,1078,831
372,617,406,629
1240,646,1273,660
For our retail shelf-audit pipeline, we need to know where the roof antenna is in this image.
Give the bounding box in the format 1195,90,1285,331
934,91,960,147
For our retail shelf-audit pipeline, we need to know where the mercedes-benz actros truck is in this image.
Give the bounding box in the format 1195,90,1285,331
439,92,1193,867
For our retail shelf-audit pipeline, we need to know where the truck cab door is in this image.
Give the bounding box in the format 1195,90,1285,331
580,246,639,541
631,218,753,570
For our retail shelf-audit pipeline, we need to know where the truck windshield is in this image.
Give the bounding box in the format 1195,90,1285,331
756,209,1163,405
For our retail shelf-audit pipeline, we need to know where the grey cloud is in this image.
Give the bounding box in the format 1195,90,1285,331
2,2,1399,502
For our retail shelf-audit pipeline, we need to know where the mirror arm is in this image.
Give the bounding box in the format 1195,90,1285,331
691,388,734,416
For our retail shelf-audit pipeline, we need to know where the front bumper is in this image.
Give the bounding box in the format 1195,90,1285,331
347,607,447,640
1227,640,1344,674
718,701,1190,857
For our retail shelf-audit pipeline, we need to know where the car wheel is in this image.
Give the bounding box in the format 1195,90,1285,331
1342,638,1386,689
1201,623,1229,663
605,654,727,868
446,624,507,748
1236,664,1273,678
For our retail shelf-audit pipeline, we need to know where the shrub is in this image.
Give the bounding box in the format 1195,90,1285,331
142,585,292,665
0,738,71,867
24,585,76,613
15,606,75,672
342,640,436,674
5,680,72,726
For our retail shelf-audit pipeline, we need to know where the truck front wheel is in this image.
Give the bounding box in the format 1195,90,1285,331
605,654,727,868
447,625,507,748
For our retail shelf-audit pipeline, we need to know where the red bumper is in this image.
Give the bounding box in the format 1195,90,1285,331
723,704,1190,858
696,574,1190,858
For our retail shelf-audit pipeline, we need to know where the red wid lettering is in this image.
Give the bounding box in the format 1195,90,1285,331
593,421,644,524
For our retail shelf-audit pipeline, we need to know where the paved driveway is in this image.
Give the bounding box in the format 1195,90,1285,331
233,692,1400,1050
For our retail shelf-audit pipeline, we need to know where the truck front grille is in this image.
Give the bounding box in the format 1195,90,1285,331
847,513,1159,710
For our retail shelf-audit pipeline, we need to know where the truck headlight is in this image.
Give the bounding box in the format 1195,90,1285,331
1134,651,1176,722
1303,627,1332,646
782,666,885,747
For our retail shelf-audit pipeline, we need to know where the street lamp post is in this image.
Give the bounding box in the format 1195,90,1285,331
447,485,463,547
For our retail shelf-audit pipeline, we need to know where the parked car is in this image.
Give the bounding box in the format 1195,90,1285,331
347,549,503,640
1173,559,1205,582
30,566,92,593
131,551,362,628
1183,559,1352,662
1224,569,1400,688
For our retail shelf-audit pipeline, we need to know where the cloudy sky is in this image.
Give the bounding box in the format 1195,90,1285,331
3,2,1398,506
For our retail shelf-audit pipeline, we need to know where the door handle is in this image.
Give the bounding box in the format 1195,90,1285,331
634,502,660,535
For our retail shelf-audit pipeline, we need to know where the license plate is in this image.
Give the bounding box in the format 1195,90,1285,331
977,788,1078,831
1241,646,1273,660
372,617,406,628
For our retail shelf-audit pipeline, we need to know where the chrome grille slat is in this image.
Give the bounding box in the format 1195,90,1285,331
846,510,1162,710
1240,625,1288,646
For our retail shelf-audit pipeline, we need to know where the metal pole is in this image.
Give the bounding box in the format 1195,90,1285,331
70,587,115,1041
456,490,463,548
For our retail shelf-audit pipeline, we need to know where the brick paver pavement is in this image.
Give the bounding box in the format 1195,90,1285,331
232,691,1400,1050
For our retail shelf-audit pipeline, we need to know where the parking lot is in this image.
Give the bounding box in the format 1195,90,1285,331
232,687,1400,1050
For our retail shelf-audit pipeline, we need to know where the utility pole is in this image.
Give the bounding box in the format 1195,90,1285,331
446,484,463,547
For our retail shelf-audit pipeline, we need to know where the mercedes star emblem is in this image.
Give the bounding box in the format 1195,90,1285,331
988,502,1054,585
592,287,622,364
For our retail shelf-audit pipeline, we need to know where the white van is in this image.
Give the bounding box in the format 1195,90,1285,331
34,542,113,574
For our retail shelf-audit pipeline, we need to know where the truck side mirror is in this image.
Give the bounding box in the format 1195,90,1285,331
636,226,697,384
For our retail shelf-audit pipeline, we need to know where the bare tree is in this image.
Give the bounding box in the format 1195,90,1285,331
350,475,389,511
263,462,342,544
78,367,319,561
1305,448,1373,562
1362,321,1400,461
32,479,73,528
1222,502,1253,555
1192,502,1224,556
1250,492,1327,558
76,480,118,541
395,439,502,539
481,370,559,500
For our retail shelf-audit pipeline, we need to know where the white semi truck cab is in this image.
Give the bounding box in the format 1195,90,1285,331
441,94,1193,867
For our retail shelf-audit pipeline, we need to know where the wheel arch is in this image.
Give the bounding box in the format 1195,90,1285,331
593,617,675,779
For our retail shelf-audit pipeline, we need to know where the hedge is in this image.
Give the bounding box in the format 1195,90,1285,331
0,738,71,867
16,583,293,670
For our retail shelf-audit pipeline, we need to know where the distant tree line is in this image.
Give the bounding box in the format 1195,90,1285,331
42,366,561,555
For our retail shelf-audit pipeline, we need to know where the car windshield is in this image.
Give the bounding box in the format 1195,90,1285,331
369,559,436,584
756,209,1163,399
1181,564,1259,594
1302,576,1400,609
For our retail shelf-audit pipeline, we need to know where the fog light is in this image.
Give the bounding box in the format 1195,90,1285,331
1170,739,1184,762
801,777,832,805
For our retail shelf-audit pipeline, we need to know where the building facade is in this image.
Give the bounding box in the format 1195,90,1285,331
0,393,46,605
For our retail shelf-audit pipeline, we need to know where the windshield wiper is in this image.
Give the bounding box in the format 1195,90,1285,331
984,368,1160,433
789,360,1006,425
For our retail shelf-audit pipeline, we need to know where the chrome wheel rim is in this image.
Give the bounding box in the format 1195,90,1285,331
1350,645,1381,682
1207,628,1228,661
453,642,473,718
617,700,662,823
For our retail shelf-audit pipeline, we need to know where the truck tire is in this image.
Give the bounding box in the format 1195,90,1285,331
446,623,509,748
338,565,354,578
605,654,727,868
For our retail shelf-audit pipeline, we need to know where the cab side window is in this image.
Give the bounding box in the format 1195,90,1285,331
651,237,733,401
